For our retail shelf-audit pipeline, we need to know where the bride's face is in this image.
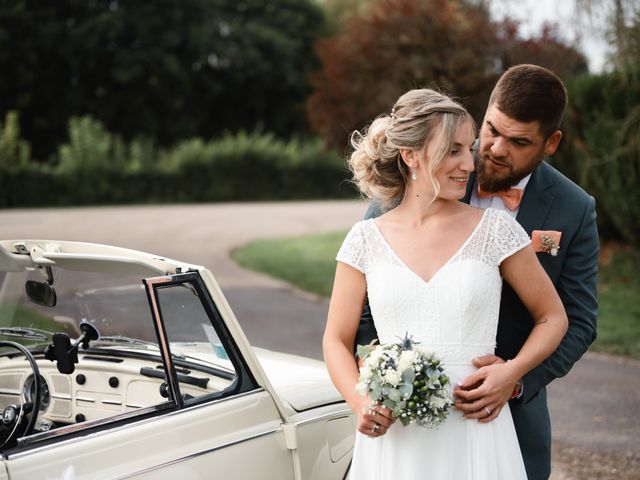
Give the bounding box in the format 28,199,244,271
422,125,475,201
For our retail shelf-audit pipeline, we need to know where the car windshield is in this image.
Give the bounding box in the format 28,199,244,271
0,268,235,372
0,269,156,349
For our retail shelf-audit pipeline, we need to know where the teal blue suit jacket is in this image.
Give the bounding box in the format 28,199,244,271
355,161,598,480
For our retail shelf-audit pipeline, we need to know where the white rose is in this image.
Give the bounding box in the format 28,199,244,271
369,347,384,362
398,350,416,371
384,370,401,386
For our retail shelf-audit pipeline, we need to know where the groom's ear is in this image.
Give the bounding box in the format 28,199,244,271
544,131,562,156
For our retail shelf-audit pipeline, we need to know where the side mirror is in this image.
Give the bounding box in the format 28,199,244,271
26,281,57,307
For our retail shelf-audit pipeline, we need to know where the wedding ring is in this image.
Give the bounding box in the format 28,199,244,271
372,423,381,433
484,406,492,415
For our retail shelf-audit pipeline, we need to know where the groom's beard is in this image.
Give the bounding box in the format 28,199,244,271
476,151,543,193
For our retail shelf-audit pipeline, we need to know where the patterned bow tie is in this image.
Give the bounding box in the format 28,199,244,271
477,185,524,211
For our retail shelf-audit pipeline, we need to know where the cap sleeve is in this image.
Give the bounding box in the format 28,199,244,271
336,221,368,274
490,209,532,265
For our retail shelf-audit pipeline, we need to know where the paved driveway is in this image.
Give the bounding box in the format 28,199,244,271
1,201,638,479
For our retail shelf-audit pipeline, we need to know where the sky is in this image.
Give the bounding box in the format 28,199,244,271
489,0,611,72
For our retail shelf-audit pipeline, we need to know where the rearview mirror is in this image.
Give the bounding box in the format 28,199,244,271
26,281,57,307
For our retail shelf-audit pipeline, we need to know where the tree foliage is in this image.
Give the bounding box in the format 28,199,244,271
308,0,501,149
496,20,589,78
308,0,590,149
0,111,30,168
0,0,325,159
573,0,640,69
558,69,640,244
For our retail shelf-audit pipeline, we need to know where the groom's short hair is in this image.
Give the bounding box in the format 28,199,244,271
489,64,568,139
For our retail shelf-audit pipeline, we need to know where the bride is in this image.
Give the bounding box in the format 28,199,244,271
322,89,567,479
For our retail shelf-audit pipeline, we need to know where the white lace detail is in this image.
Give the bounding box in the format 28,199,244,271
338,208,531,363
336,221,370,274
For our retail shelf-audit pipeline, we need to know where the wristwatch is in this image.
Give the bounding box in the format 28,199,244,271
511,379,524,400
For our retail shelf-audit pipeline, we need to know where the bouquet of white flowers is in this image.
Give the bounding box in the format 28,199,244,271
356,334,452,428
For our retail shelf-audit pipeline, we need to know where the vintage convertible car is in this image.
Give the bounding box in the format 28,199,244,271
0,240,354,479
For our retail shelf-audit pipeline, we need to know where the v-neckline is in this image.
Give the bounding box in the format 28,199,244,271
370,208,488,285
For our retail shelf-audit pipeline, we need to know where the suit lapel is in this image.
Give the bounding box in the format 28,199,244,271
516,162,555,234
465,162,555,232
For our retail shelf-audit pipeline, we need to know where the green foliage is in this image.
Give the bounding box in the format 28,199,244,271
556,68,640,244
594,247,640,358
0,114,354,207
0,111,31,168
0,0,325,159
232,230,349,297
57,116,126,173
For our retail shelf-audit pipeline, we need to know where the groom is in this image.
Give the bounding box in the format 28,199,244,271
355,64,598,480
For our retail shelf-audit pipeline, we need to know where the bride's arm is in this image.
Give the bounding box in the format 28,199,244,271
455,244,568,421
323,262,394,436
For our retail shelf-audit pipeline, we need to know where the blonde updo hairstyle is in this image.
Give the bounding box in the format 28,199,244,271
348,89,475,208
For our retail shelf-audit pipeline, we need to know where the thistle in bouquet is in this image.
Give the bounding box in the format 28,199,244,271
356,334,452,428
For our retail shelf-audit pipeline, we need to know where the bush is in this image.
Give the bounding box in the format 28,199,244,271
0,115,355,207
555,69,640,244
0,111,31,169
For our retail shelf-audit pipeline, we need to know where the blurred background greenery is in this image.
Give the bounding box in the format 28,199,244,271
0,0,638,247
1,0,637,356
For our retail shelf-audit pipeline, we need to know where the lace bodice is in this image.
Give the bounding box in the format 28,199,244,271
337,208,531,364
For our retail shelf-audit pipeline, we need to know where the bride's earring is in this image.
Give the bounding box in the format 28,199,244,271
411,169,417,181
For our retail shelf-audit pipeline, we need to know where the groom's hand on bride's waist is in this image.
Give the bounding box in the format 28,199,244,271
453,354,520,424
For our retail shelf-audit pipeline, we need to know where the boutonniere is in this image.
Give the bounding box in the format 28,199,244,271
532,230,562,256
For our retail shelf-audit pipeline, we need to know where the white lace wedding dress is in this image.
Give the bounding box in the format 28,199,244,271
337,208,531,480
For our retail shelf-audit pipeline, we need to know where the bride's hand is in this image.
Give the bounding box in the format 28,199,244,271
453,355,519,423
355,396,395,437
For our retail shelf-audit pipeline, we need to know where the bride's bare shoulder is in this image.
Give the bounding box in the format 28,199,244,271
374,207,400,226
456,204,485,224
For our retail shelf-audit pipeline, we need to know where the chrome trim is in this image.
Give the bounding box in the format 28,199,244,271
0,389,20,395
294,407,353,427
110,427,282,480
11,388,265,458
102,400,122,406
51,393,72,400
75,396,95,403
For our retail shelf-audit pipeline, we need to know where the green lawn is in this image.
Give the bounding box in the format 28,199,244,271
232,230,346,298
232,234,640,359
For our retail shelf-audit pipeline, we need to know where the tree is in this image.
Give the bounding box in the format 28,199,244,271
574,0,640,70
308,0,591,149
0,0,325,159
496,20,589,78
308,0,502,149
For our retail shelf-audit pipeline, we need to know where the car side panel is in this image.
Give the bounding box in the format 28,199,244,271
294,407,356,480
6,390,295,480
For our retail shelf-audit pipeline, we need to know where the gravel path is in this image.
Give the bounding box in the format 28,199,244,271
1,201,638,479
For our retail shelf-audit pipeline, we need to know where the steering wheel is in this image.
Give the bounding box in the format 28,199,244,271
0,341,41,448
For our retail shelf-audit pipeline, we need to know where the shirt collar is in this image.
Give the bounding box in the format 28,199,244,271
511,174,532,191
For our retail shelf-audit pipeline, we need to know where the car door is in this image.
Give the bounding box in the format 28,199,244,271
3,272,295,480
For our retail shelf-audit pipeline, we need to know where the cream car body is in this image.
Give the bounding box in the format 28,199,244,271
0,240,355,480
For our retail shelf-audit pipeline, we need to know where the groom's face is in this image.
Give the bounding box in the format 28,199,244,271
476,104,561,192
